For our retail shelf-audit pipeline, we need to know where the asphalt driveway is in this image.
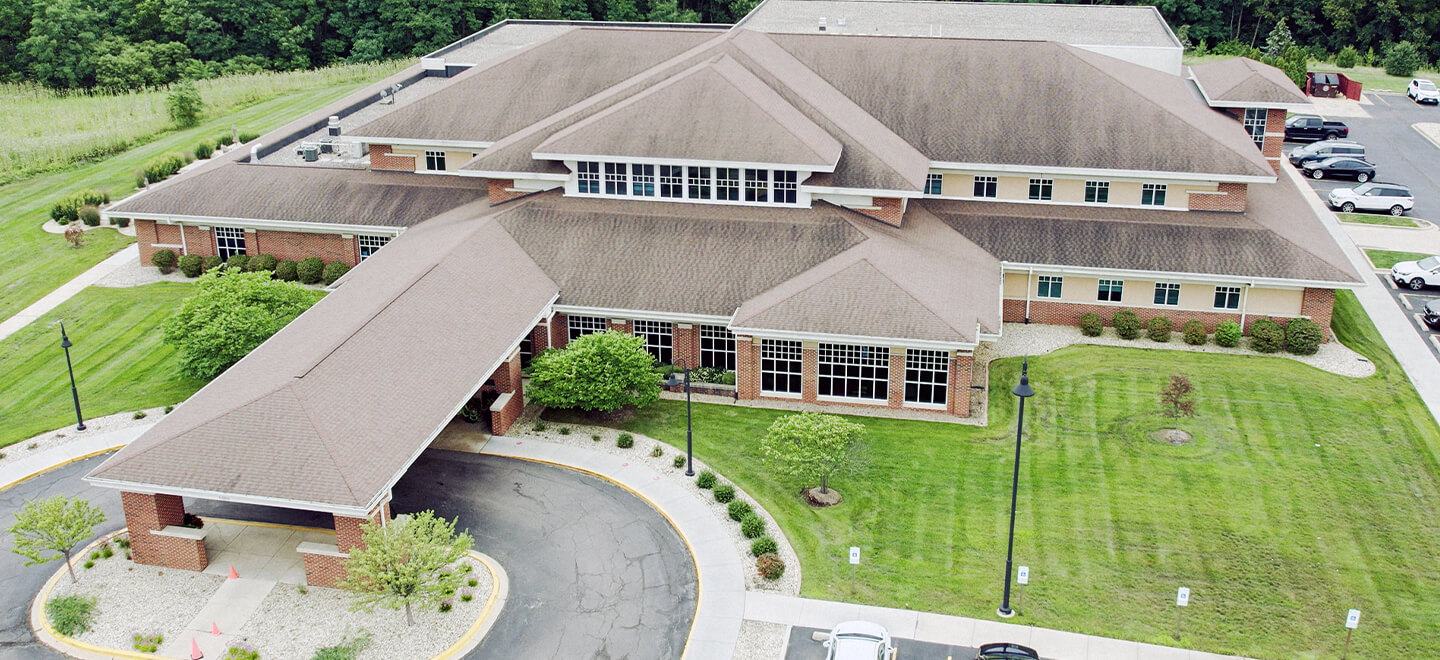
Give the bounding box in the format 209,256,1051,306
1296,92,1440,218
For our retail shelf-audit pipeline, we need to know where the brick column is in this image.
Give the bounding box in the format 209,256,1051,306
948,353,974,417
1264,108,1287,161
530,323,550,354
608,319,632,335
122,492,207,571
674,324,699,368
490,350,523,395
801,343,818,403
488,350,525,435
552,315,570,349
1301,287,1337,341
735,336,760,400
304,499,391,588
887,349,905,409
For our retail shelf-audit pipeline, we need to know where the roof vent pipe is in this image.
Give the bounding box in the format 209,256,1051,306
250,144,262,162
327,116,341,137
818,16,826,31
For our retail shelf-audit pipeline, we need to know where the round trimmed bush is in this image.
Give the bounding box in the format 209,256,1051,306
696,470,717,489
1215,320,1242,347
1113,309,1142,340
247,254,277,272
750,536,778,557
273,260,298,281
178,254,203,277
296,257,324,284
78,205,101,227
616,434,634,449
201,255,224,272
322,260,351,285
756,553,785,581
1285,318,1324,355
1147,316,1172,342
225,254,250,271
150,249,177,273
1182,320,1207,345
1079,313,1104,337
194,141,214,159
713,484,735,504
1250,318,1285,353
740,513,765,539
727,500,753,522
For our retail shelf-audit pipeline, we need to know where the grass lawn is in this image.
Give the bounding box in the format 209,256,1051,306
1337,212,1420,227
546,292,1440,658
1364,249,1433,269
0,284,205,448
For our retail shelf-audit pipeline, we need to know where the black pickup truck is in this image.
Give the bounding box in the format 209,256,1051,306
1284,115,1350,141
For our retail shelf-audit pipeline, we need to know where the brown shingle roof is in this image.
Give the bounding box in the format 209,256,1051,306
1189,57,1310,106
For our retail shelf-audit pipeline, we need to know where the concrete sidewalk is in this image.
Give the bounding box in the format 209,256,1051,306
0,422,150,491
0,245,138,343
1341,220,1440,254
746,592,1253,660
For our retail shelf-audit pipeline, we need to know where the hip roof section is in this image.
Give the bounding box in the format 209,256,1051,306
1188,57,1312,106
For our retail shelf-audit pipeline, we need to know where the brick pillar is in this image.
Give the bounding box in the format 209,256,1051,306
948,353,973,417
861,197,906,227
306,499,392,588
887,349,905,409
1264,108,1287,160
674,324,699,368
1301,287,1337,341
122,492,207,571
735,336,759,400
490,350,523,394
552,315,570,349
608,319,632,335
369,144,415,172
801,343,818,403
489,350,525,435
530,323,550,354
488,179,527,204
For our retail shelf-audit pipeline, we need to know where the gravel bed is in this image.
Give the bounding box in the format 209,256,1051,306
734,620,790,659
238,556,493,660
50,538,225,651
93,256,191,287
0,408,164,468
511,407,802,595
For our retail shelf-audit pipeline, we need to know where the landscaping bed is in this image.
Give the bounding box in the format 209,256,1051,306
1364,248,1433,269
1336,211,1421,227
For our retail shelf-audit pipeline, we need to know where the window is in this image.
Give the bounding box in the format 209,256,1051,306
925,173,943,196
716,168,739,201
1028,178,1053,201
631,164,655,197
215,226,246,259
818,344,888,400
973,176,998,198
604,163,627,195
424,150,446,171
1036,275,1063,299
904,349,949,406
774,170,798,204
577,161,600,194
1153,282,1181,306
568,315,608,340
1244,108,1267,148
659,165,684,198
1097,279,1124,302
358,235,390,261
761,339,803,394
1142,183,1167,206
633,320,673,363
700,325,736,371
744,169,769,202
1214,285,1242,310
519,335,533,366
1085,181,1109,203
688,166,712,199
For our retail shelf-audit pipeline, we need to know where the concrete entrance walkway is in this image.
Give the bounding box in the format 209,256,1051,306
164,573,276,659
0,245,137,343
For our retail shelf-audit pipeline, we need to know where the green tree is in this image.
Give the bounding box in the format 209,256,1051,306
1383,40,1425,77
19,0,101,88
163,269,320,379
1266,46,1310,89
1263,17,1295,60
760,413,866,494
527,331,661,412
645,0,700,23
1335,44,1359,67
339,511,473,626
9,496,107,584
166,79,204,127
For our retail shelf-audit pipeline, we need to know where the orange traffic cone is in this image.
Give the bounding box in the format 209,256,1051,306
190,637,204,659
211,621,222,636
227,565,239,580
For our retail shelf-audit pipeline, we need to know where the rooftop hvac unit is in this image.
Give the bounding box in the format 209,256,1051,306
319,139,334,154
302,145,318,162
327,116,341,137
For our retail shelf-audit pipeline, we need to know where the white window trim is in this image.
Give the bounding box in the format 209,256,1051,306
1141,183,1169,206
564,160,809,208
1153,282,1182,306
903,349,949,407
1214,285,1243,310
760,339,804,396
1037,275,1064,299
424,150,446,172
816,343,889,402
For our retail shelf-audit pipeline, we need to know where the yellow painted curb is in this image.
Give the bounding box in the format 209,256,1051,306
433,550,509,659
0,444,126,493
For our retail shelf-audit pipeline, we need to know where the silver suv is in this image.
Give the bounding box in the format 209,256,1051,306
1289,141,1365,167
1327,182,1414,216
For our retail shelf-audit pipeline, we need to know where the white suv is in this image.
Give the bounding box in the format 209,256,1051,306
1327,182,1414,216
1409,78,1440,104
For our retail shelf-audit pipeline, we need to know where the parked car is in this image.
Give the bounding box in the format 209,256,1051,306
822,621,895,660
1302,156,1375,181
1327,181,1414,216
977,642,1041,660
1288,141,1365,167
1423,299,1440,329
1284,115,1350,141
1409,78,1440,104
1391,255,1440,290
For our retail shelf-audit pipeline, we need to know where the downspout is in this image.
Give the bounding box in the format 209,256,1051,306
1240,283,1251,328
1024,267,1034,323
177,219,188,255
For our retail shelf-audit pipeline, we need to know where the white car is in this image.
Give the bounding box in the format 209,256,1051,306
1409,78,1440,104
823,621,896,660
1326,181,1414,216
1391,255,1440,290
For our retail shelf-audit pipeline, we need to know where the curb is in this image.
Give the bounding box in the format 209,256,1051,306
0,445,127,493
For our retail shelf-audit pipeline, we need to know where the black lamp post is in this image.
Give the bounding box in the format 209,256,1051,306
59,321,86,431
664,358,695,477
998,357,1033,618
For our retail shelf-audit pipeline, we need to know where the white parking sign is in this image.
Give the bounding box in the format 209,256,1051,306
1017,566,1029,585
1176,587,1190,607
1346,609,1360,629
849,546,860,565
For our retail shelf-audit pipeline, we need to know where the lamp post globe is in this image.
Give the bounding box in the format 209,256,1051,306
998,358,1033,618
59,321,86,431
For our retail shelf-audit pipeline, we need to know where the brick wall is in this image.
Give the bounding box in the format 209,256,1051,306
491,391,524,436
1003,297,1334,340
674,324,699,368
135,222,218,263
1301,288,1335,335
1264,108,1287,160
488,179,528,204
861,197,906,227
735,337,759,399
551,315,570,350
490,351,523,394
1188,182,1248,212
369,144,416,172
302,552,346,588
800,345,818,403
121,492,207,571
949,354,973,417
253,230,358,265
886,351,905,408
608,319,632,335
530,323,551,354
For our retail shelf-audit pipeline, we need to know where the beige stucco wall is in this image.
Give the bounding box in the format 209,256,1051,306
1003,272,1306,317
386,147,477,172
1002,272,1028,298
1246,287,1304,315
928,173,1218,209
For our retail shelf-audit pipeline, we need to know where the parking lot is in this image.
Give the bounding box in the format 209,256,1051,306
783,626,1054,660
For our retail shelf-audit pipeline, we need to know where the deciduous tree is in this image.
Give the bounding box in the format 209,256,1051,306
527,331,661,412
760,413,866,495
339,511,473,626
1159,374,1197,422
9,496,107,584
162,269,320,379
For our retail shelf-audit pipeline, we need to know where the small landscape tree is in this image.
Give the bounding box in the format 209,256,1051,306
162,269,320,380
527,331,660,412
760,413,866,501
64,224,85,248
1159,374,1197,423
166,79,203,127
339,511,473,626
1383,40,1424,77
1335,45,1359,68
1263,18,1295,60
9,496,106,584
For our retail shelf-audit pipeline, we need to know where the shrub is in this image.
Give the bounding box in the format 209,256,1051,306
238,132,260,143
1078,313,1104,337
532,421,547,432
696,470,717,489
591,434,601,442
100,544,114,558
163,271,320,379
1249,318,1285,353
458,405,480,423
132,411,147,420
750,536,778,557
1113,309,1142,339
438,599,453,613
273,260,298,281
202,255,224,273
114,217,130,228
616,434,634,449
1147,316,1173,342
673,455,686,468
78,205,101,227
1336,45,1359,68
312,632,369,660
756,553,785,581
223,643,260,660
1285,318,1324,355
529,332,661,413
713,484,735,503
140,152,187,184
51,190,110,224
133,632,163,653
1182,320,1207,345
558,426,572,435
218,134,234,147
460,590,473,602
1383,40,1424,77
195,141,214,159
727,499,753,522
467,578,478,587
47,595,97,636
224,255,250,272
740,513,765,538
150,249,177,273
691,366,726,383
297,257,325,284
322,260,351,285
247,254,277,272
164,405,174,414
178,254,203,277
167,80,203,127
649,445,662,457
65,224,85,247
83,560,94,569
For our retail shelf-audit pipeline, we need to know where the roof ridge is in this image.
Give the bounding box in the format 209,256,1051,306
709,55,836,165
87,384,295,474
850,256,960,332
287,384,367,507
